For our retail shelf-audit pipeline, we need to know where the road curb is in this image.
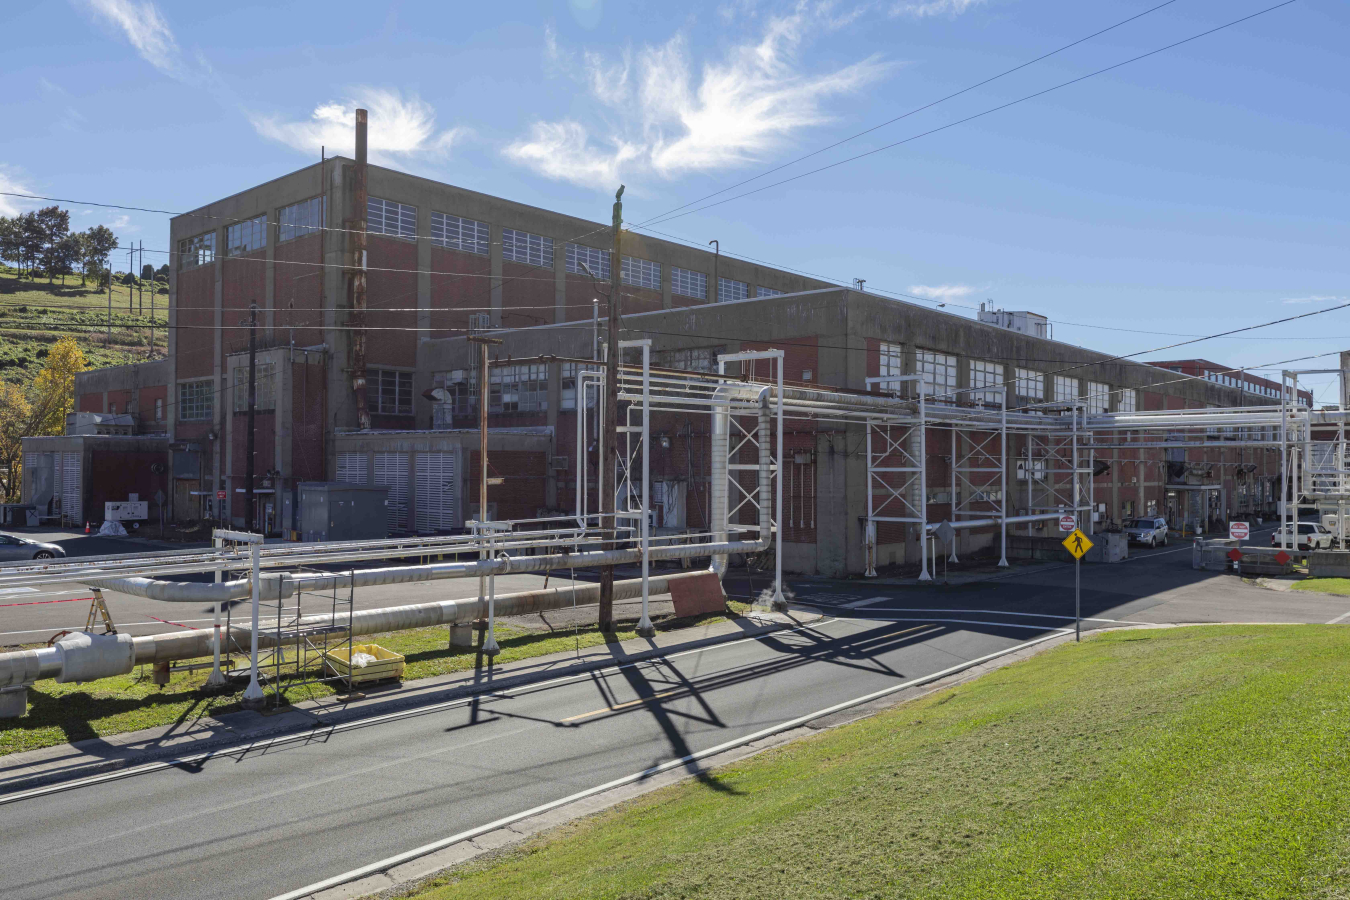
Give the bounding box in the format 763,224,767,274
0,615,805,799
285,626,1127,900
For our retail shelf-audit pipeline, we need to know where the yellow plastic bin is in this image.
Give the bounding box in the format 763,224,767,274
323,643,405,686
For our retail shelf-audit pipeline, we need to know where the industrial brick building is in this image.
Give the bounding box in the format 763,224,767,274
56,157,1309,574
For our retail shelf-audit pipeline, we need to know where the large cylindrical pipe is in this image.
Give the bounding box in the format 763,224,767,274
0,571,719,690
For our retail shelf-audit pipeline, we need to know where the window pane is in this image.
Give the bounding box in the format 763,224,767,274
368,197,417,240
671,267,707,299
503,228,554,267
178,380,214,420
717,277,748,302
566,243,610,279
225,215,267,256
278,196,325,243
431,212,489,255
916,350,955,400
178,232,215,270
622,256,661,291
969,360,1004,407
756,286,784,298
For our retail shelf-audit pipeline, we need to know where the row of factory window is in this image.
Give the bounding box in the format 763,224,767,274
1164,366,1293,399
176,367,414,421
880,344,1138,413
178,196,790,301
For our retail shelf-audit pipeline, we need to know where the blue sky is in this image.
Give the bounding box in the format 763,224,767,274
2,0,1346,400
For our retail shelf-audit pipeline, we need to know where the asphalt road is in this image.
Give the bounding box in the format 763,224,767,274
4,524,1348,900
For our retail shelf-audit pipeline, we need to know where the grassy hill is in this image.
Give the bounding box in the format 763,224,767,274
0,266,167,384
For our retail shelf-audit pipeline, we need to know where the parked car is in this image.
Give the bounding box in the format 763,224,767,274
1123,516,1169,547
0,532,66,561
1270,522,1335,551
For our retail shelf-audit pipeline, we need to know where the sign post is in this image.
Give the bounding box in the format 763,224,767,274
1062,527,1094,642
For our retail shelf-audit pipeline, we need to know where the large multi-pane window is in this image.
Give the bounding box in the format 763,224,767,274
367,198,417,240
655,346,720,373
502,228,553,267
1052,375,1077,404
372,369,413,415
878,341,904,391
969,360,1005,406
278,196,325,243
622,256,661,291
178,232,215,270
1085,381,1111,414
232,363,277,411
1118,389,1137,413
493,364,548,413
226,215,267,256
757,286,785,298
566,243,610,279
560,362,601,410
671,267,707,300
1015,367,1044,404
178,380,213,420
431,212,489,255
916,350,956,400
718,277,749,302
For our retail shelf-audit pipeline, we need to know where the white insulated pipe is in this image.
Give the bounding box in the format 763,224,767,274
0,570,717,690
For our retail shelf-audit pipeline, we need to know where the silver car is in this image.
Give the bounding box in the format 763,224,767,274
0,532,66,562
1123,516,1169,547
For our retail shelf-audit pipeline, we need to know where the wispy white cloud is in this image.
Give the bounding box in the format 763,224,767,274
1282,295,1342,305
251,88,466,163
908,283,977,302
891,0,987,18
109,214,132,229
506,5,891,187
82,0,187,79
0,167,36,217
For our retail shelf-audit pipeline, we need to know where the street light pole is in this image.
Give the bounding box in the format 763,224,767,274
709,239,719,303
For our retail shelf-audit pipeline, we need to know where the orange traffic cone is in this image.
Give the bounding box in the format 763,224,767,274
85,521,90,534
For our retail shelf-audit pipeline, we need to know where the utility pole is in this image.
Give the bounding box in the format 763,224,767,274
350,108,371,430
245,304,258,533
468,334,503,656
106,260,112,343
709,239,719,303
128,249,133,313
599,185,624,633
138,240,144,316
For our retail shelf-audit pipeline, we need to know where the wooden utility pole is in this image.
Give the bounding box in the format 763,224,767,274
351,108,371,430
467,335,503,521
599,185,624,633
245,304,258,533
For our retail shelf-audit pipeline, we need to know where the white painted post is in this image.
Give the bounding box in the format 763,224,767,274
206,534,226,687
637,341,655,636
918,393,932,582
241,540,264,707
999,386,1009,567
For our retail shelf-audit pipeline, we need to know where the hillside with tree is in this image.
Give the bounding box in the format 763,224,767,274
0,206,168,500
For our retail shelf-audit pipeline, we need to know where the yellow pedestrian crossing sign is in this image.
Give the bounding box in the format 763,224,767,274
1062,529,1093,560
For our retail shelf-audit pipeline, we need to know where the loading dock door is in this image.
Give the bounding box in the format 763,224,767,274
415,452,457,533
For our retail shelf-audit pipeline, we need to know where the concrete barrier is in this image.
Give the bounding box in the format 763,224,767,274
1007,532,1126,564
1308,551,1350,578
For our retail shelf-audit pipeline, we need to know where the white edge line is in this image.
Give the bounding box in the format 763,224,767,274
1326,610,1350,625
0,617,839,805
266,629,1065,900
852,606,1152,626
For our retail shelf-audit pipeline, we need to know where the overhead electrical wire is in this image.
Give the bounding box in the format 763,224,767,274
636,0,1301,228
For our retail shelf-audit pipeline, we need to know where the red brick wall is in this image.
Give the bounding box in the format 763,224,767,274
563,273,601,322
468,451,547,520
620,286,663,316
273,234,325,348
139,385,168,430
290,360,326,482
429,246,492,338
78,393,104,413
229,411,276,480
175,263,215,378
500,261,555,329
89,450,169,519
365,236,418,366
221,248,266,357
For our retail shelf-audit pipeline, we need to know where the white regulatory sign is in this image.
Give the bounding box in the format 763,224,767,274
1059,515,1077,532
1228,521,1250,541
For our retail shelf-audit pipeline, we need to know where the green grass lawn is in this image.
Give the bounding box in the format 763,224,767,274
0,267,167,382
407,625,1350,900
1291,577,1350,596
0,606,745,758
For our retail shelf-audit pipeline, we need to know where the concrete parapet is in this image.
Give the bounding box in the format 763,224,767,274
1308,551,1350,578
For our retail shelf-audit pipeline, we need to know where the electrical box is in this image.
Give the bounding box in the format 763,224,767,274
291,482,390,542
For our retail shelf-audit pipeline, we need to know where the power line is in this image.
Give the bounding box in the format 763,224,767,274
634,0,1183,228
638,0,1301,228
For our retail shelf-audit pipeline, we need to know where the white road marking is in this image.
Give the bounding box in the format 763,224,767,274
266,628,1065,900
1326,610,1350,625
852,606,1151,626
841,596,890,609
0,587,37,596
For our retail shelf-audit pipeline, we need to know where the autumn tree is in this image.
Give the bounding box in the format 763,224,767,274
0,383,32,502
28,336,87,436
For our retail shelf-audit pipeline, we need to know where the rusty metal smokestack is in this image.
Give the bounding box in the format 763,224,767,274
351,108,371,430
